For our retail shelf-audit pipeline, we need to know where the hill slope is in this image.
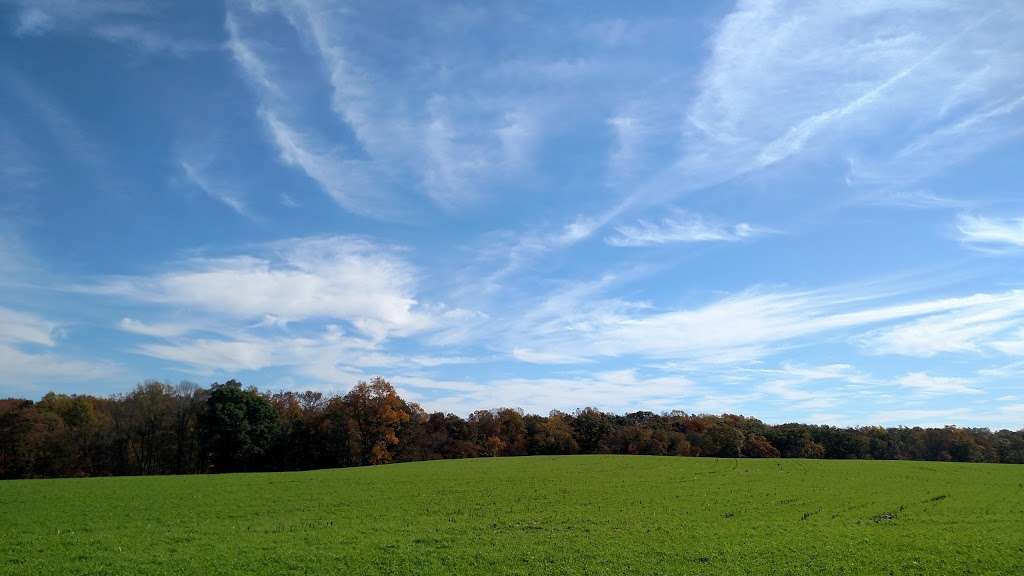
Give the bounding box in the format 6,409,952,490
1,456,1022,575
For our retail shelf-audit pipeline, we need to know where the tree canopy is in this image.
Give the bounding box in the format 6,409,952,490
1,378,1022,479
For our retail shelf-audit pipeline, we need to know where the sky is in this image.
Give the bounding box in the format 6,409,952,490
1,0,1023,429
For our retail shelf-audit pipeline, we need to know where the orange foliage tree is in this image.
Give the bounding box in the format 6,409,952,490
340,377,411,465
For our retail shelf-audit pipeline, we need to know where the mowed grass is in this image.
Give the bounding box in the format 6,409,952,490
1,456,1023,575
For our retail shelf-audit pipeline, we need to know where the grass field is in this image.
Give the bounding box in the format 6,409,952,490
1,456,1022,575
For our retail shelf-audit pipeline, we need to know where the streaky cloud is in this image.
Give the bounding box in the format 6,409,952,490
606,209,771,247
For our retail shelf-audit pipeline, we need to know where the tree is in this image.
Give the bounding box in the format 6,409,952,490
743,434,780,458
172,381,206,474
339,377,411,465
3,378,1022,479
701,420,745,458
573,407,613,453
122,381,176,474
200,380,278,472
528,412,579,455
768,424,826,459
0,400,45,479
469,410,503,456
35,393,111,476
496,408,528,455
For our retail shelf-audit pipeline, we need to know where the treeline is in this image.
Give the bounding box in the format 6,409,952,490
2,377,1023,479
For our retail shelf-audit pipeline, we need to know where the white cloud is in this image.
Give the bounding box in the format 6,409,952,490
259,110,394,218
957,214,1024,249
868,408,976,427
271,1,385,157
511,348,588,365
490,281,1024,367
179,159,249,217
226,1,542,212
737,362,872,412
495,109,537,169
977,361,1024,379
990,330,1024,356
848,94,1024,192
9,1,207,56
606,209,770,247
13,7,52,35
88,236,433,339
870,403,1023,428
401,369,696,415
751,362,869,388
129,325,481,382
895,372,981,396
0,307,123,388
130,320,377,375
223,12,279,96
422,98,488,207
856,190,969,210
0,344,122,385
420,98,539,207
118,318,193,338
458,215,614,296
225,13,395,218
90,23,212,56
6,72,106,187
859,290,1024,357
225,0,578,213
606,114,647,183
0,306,56,346
9,1,148,37
0,229,29,278
0,125,40,192
136,338,271,373
614,1,1024,210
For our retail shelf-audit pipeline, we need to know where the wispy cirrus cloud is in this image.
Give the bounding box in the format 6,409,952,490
0,306,57,346
511,347,590,365
729,362,872,413
90,23,213,56
129,323,482,382
990,330,1024,356
858,290,1024,357
486,279,1024,368
848,94,1024,193
7,0,210,56
617,0,1024,210
0,122,40,192
0,306,123,386
5,71,102,183
179,159,250,218
396,369,697,416
895,372,982,396
7,0,149,37
118,317,194,339
0,343,123,386
223,11,394,218
606,209,771,247
225,0,546,213
957,214,1024,249
258,110,396,218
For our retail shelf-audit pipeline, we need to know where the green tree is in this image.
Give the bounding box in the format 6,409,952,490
573,407,613,453
200,380,278,472
702,420,745,457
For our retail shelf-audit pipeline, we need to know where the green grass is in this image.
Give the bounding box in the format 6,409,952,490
1,456,1022,575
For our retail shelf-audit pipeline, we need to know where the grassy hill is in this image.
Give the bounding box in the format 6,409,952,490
1,456,1022,575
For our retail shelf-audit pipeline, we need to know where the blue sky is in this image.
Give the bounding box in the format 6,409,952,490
2,0,1023,429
